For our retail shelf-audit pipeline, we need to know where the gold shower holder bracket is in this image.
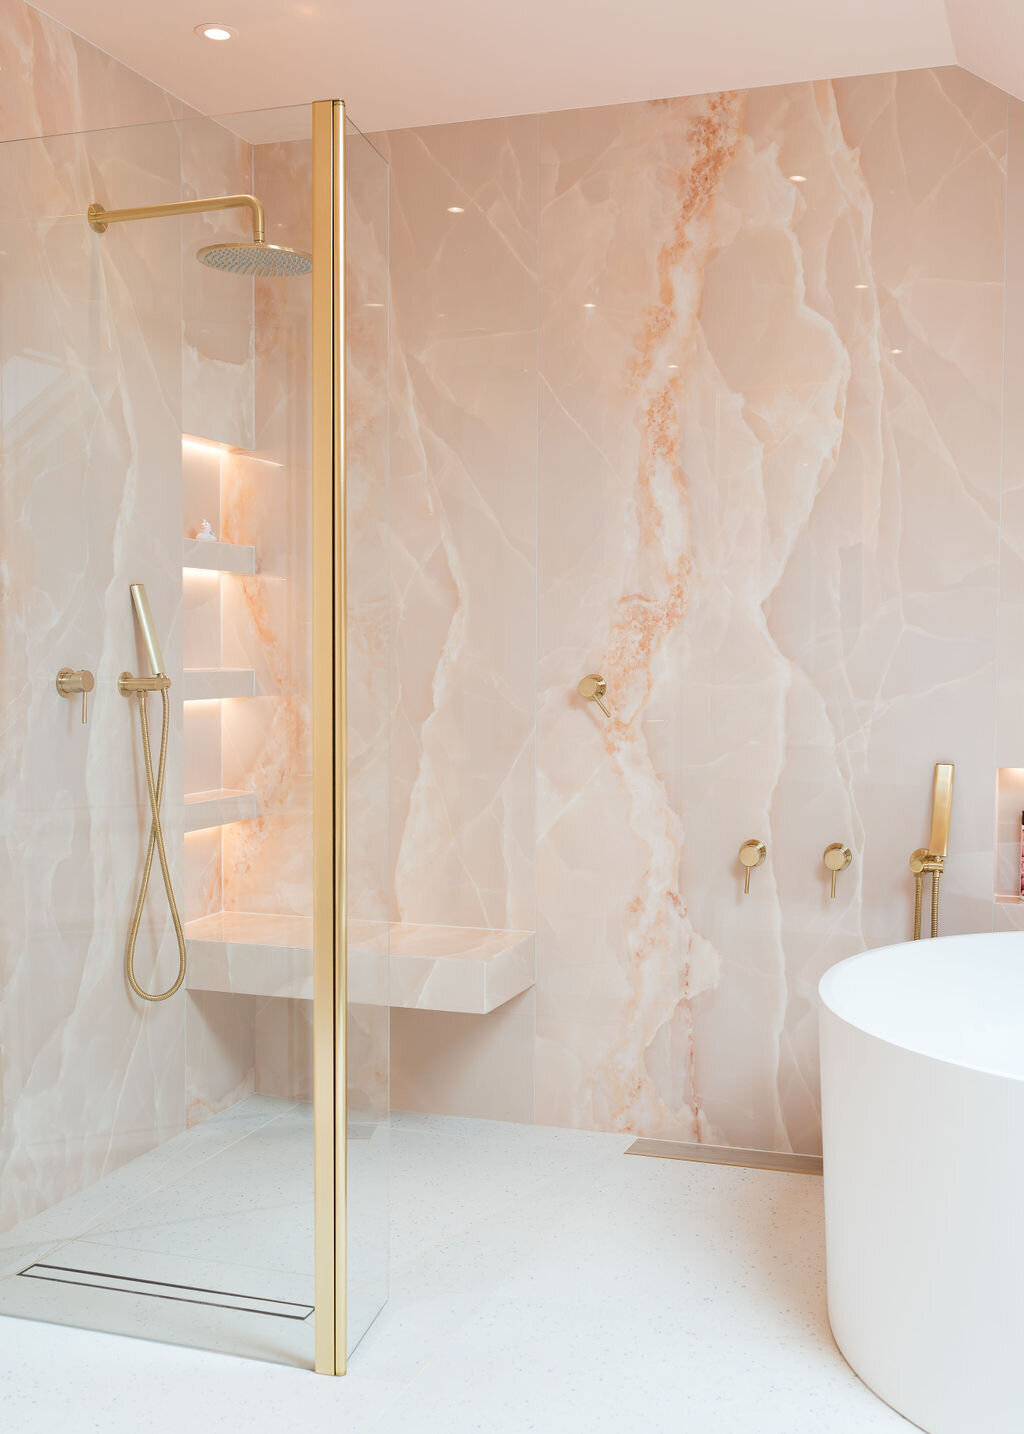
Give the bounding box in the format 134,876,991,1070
118,671,172,696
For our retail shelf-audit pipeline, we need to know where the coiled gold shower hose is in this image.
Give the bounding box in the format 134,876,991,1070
125,687,187,1001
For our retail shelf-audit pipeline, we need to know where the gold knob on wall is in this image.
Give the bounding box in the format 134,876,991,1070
577,673,610,717
56,667,95,724
823,842,853,898
738,839,767,894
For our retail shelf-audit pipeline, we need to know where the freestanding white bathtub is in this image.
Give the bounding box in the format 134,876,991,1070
819,933,1024,1434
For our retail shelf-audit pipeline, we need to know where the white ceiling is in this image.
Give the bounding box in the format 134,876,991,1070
28,0,1024,136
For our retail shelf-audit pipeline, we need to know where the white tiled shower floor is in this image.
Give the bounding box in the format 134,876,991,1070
0,1111,913,1434
0,1096,319,1366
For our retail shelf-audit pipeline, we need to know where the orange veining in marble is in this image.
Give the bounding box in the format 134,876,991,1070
593,95,743,1138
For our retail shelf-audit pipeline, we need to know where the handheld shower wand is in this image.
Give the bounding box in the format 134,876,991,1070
130,582,165,677
120,585,186,1001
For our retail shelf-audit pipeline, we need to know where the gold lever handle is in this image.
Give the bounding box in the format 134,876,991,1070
577,673,610,718
822,843,852,898
56,667,95,724
738,839,766,894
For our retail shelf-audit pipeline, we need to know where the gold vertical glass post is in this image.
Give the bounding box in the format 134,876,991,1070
312,97,347,1376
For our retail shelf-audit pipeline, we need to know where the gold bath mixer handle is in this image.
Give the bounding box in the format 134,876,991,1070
577,673,610,718
56,667,95,724
738,839,767,894
823,843,853,898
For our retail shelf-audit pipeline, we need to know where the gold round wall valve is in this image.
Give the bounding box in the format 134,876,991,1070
823,842,853,898
738,838,767,894
577,673,610,717
56,666,95,724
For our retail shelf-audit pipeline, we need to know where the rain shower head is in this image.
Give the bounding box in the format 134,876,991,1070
88,194,312,279
197,241,312,277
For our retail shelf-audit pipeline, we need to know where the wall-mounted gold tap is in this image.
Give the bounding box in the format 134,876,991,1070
738,839,766,894
910,762,954,939
577,673,610,717
56,667,95,724
823,843,852,898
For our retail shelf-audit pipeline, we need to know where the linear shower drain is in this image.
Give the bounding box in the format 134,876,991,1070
18,1262,314,1320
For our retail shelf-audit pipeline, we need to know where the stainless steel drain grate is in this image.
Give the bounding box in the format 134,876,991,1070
18,1263,314,1320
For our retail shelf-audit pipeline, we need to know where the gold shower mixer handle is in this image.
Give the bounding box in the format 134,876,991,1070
578,673,610,717
823,842,853,898
738,839,767,894
56,667,95,724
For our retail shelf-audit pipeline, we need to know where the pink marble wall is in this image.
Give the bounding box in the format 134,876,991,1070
215,140,316,1108
383,67,1016,1153
377,118,540,1120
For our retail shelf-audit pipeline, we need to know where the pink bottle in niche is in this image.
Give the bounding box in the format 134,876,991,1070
1020,811,1024,899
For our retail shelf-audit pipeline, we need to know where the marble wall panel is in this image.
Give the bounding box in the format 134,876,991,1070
0,0,188,144
0,110,187,1232
378,117,539,935
179,118,255,449
536,70,1006,1153
0,0,263,1229
220,142,313,923
382,67,1013,1154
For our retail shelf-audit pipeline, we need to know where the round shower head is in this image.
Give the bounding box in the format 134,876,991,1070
197,240,312,277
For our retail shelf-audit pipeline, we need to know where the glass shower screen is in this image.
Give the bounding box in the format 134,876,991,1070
0,98,389,1372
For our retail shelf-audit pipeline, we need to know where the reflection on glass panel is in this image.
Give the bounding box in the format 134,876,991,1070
344,113,391,1357
0,103,331,1368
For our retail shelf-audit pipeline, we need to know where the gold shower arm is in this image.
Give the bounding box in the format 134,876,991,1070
88,193,266,244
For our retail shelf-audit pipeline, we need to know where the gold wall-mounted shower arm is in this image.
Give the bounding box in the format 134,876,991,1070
88,193,266,244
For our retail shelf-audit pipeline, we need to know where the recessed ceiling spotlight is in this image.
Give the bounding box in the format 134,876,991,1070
789,174,808,183
890,347,903,355
195,23,235,41
447,205,465,214
854,283,869,290
583,302,596,309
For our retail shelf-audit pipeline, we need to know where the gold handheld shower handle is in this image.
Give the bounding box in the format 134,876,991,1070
130,583,165,676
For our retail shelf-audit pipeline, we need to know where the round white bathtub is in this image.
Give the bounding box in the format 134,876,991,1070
819,933,1024,1434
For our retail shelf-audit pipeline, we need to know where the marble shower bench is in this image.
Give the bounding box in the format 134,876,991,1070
183,912,535,1014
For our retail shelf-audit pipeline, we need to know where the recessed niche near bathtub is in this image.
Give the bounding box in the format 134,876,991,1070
994,768,1024,902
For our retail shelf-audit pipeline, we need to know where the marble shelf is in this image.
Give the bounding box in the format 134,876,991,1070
184,912,535,1014
184,788,258,834
183,668,257,701
182,538,256,574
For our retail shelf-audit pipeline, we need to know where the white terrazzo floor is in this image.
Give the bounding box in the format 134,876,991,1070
0,1112,913,1434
